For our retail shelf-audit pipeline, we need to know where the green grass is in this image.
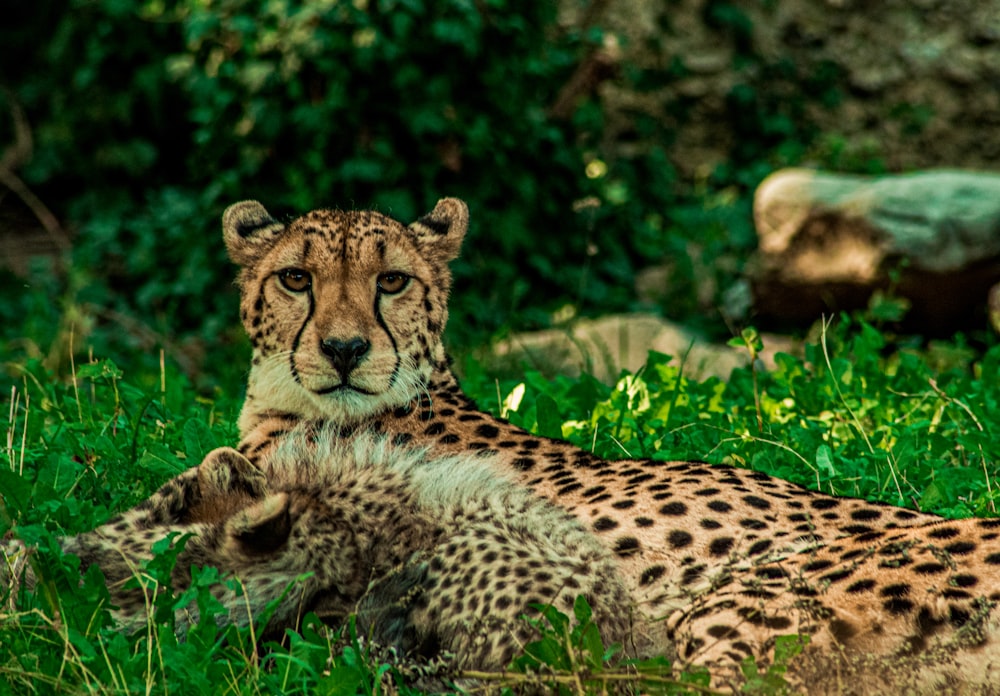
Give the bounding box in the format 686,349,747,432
2,314,999,694
465,316,1000,518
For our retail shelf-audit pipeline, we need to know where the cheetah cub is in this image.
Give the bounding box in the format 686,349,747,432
3,430,653,671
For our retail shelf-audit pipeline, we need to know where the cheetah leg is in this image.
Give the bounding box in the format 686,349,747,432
355,559,433,655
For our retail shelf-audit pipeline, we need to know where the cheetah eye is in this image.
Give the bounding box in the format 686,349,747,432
377,272,410,294
278,268,311,292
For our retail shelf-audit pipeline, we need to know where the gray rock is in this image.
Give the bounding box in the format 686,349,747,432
479,313,795,384
750,168,1000,331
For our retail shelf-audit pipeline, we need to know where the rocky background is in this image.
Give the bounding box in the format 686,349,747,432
486,0,1000,378
582,0,1000,178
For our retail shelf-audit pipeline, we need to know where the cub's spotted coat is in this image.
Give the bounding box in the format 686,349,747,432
3,432,642,670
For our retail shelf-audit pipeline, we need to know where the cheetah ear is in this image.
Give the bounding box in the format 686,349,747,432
407,198,468,263
223,201,287,267
225,493,292,556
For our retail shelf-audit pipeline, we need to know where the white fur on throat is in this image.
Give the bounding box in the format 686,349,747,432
240,350,429,432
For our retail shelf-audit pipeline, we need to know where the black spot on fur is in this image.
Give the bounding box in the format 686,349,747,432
802,559,834,572
845,579,876,594
927,526,960,540
593,517,619,532
556,481,583,495
850,508,882,521
841,524,875,535
423,422,446,436
949,606,972,627
694,487,721,497
840,548,869,562
707,500,733,513
944,541,977,555
810,498,840,510
614,537,641,557
883,598,914,615
681,566,704,586
474,424,499,439
743,495,771,510
737,608,792,630
640,565,666,585
880,583,910,598
853,531,885,543
942,589,972,600
668,530,694,548
819,568,854,583
706,625,739,639
659,501,687,516
682,637,705,658
709,537,735,556
756,566,787,580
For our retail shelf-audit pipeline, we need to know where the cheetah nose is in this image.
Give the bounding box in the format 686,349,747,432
320,337,371,377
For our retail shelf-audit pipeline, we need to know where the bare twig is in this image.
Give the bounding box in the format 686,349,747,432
0,92,71,252
547,0,618,120
458,667,730,694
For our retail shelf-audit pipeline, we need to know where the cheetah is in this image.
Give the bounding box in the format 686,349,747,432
3,430,644,671
668,517,1000,692
222,197,945,619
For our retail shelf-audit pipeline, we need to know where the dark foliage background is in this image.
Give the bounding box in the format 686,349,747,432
0,0,848,387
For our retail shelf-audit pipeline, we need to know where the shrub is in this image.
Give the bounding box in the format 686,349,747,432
0,0,620,363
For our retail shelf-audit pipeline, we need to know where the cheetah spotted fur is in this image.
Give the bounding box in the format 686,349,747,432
221,198,1000,688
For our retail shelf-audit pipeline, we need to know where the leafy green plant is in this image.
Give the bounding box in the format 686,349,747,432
739,635,809,694
474,315,1000,518
4,314,999,693
488,596,714,695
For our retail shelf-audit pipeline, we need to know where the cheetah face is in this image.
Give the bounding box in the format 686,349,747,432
223,199,468,423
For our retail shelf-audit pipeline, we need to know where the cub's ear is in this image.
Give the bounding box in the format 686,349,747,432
225,493,292,556
198,447,269,501
223,201,287,267
407,198,468,263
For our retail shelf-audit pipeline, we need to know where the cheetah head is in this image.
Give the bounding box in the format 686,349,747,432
224,199,468,424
